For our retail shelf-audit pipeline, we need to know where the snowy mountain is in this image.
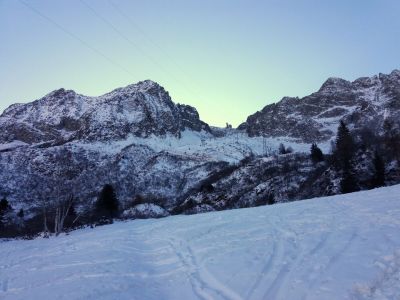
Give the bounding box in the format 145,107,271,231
0,70,399,233
0,79,313,223
0,81,226,217
239,70,400,143
1,184,400,300
0,80,210,144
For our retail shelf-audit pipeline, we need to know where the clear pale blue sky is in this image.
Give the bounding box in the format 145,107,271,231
1,0,399,126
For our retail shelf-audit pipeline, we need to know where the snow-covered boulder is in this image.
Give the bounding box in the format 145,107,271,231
122,203,169,219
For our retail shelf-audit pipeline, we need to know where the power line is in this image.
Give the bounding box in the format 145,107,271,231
80,0,195,97
20,0,202,108
107,0,190,82
79,0,148,61
18,0,136,78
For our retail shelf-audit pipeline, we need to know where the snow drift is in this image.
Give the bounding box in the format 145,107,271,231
1,184,400,299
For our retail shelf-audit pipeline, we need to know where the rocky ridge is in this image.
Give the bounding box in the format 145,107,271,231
239,70,400,143
0,80,210,145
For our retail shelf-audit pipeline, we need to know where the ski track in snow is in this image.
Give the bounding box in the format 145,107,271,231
1,185,400,299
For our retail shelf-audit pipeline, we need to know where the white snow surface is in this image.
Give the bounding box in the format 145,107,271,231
0,141,28,152
71,129,324,163
1,185,400,300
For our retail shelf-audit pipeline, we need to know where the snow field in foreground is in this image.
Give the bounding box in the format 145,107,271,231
1,185,400,299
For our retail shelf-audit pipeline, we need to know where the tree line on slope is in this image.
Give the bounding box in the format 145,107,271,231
0,184,119,238
1,118,399,238
300,119,395,196
173,118,400,213
332,119,397,194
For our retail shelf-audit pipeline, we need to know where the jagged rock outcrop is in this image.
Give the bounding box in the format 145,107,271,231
177,104,211,133
239,70,400,143
0,80,210,145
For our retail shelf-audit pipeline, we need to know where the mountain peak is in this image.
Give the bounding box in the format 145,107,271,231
134,79,166,95
106,80,167,99
318,77,351,92
0,79,210,144
137,79,160,87
390,69,400,77
47,88,76,97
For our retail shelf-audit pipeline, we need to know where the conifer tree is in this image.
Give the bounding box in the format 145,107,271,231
267,192,276,205
383,119,400,161
95,184,119,219
0,198,10,213
17,208,24,218
0,198,11,229
371,151,385,188
310,143,324,163
334,121,358,193
278,143,286,154
68,204,77,218
340,161,359,194
334,121,356,169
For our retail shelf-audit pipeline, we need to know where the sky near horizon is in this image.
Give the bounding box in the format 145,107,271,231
1,0,399,127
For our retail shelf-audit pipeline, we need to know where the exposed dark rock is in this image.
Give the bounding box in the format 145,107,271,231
177,104,211,132
240,70,400,143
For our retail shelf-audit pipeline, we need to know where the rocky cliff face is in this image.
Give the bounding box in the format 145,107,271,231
239,70,400,143
0,80,210,145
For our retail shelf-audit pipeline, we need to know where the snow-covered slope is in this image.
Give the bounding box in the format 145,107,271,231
0,128,314,216
2,185,400,300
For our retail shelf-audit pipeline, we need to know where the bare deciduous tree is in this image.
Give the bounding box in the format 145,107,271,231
54,195,74,236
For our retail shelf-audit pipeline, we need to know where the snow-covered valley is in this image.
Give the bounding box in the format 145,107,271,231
71,129,322,163
1,185,400,300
